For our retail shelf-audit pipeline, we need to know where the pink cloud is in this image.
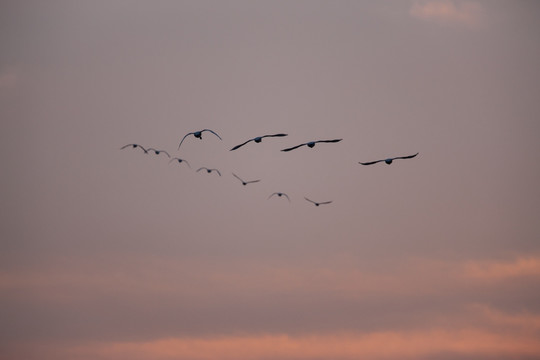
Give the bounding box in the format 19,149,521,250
463,256,540,281
410,1,486,27
15,329,539,360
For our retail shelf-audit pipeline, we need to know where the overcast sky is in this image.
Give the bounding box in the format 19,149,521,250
1,1,540,359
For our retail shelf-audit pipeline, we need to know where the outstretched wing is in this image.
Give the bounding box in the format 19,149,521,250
315,139,342,144
178,132,194,149
202,129,222,140
304,197,317,204
282,193,291,202
232,173,244,182
245,179,261,184
230,139,253,151
197,167,207,172
262,133,288,138
358,159,384,166
160,150,171,158
319,201,332,205
281,143,306,152
212,169,222,176
393,152,419,161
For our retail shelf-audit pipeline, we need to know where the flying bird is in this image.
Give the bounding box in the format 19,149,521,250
232,173,261,186
120,143,148,153
197,167,221,176
230,133,288,151
281,139,342,152
169,157,191,168
146,148,171,158
358,152,419,165
304,197,332,207
268,192,290,202
178,129,222,149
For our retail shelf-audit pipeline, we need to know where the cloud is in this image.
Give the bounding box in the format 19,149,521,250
409,1,486,27
0,66,19,89
463,256,540,281
7,329,539,360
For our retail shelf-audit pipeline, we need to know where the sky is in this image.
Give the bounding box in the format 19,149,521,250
1,1,540,359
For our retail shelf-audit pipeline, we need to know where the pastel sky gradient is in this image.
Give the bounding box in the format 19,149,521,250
1,1,539,359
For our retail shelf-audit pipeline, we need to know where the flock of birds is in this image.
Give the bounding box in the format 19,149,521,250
121,128,418,206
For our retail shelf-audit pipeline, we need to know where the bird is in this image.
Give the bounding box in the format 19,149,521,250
232,173,261,186
358,152,419,165
169,157,191,168
146,148,171,158
268,192,290,202
304,197,332,206
230,133,288,151
178,129,222,149
197,167,221,176
120,143,148,153
281,139,342,152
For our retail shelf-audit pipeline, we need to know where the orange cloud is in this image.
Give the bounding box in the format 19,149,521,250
463,257,540,281
44,329,540,360
410,0,485,27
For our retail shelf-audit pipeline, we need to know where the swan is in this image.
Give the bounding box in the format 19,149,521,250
281,139,342,152
359,152,419,165
232,173,261,186
230,133,288,151
197,167,221,176
178,129,222,149
268,192,290,202
304,197,332,206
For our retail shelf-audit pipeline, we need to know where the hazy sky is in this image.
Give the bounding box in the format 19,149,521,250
1,1,540,359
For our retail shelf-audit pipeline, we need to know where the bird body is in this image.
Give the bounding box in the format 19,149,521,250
359,152,419,165
281,139,342,152
178,129,222,149
230,133,288,151
197,167,221,176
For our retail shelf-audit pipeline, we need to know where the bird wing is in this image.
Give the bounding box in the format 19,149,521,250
281,143,306,152
232,173,244,182
282,193,291,202
262,133,288,138
358,159,384,165
213,169,222,176
319,201,333,205
183,159,191,168
245,179,261,184
178,132,194,149
197,167,207,172
304,197,317,204
393,152,419,160
160,150,171,158
230,139,253,151
202,129,222,140
315,139,342,144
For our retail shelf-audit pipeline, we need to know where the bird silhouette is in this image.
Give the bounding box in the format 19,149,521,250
304,197,332,206
178,129,222,149
146,148,171,158
230,133,288,151
197,167,221,176
359,152,419,165
120,143,148,153
169,157,191,168
268,192,290,202
281,139,342,152
232,173,261,186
